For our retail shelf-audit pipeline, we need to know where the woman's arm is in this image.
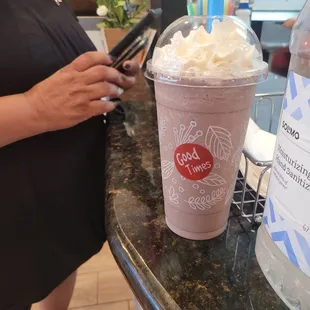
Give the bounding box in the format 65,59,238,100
0,53,139,149
0,94,45,148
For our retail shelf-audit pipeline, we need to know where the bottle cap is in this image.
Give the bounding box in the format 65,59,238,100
239,0,250,9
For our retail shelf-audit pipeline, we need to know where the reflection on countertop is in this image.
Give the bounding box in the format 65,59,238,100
105,74,289,310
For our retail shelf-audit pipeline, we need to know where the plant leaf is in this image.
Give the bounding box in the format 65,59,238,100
96,0,105,6
105,0,114,11
106,17,117,22
116,0,126,7
96,22,108,28
123,22,132,28
114,6,124,23
133,1,147,16
128,18,141,24
97,0,147,28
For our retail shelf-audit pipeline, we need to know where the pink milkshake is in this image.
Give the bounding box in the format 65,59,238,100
145,16,268,240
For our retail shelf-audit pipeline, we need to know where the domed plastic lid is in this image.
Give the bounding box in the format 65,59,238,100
145,16,268,87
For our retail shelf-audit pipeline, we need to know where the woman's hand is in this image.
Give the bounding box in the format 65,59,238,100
25,52,138,131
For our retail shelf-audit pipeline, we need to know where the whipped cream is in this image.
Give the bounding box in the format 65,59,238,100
152,19,263,79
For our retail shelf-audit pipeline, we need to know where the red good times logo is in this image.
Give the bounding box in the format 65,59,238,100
174,143,214,181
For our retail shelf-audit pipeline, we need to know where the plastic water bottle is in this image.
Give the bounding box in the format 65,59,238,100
255,1,310,309
235,0,251,27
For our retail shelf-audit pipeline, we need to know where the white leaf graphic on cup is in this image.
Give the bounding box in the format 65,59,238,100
161,160,174,180
173,121,203,146
198,173,227,186
185,188,226,210
158,118,167,144
205,126,233,161
168,186,179,205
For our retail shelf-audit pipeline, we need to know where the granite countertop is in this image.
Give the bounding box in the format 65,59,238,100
105,74,288,310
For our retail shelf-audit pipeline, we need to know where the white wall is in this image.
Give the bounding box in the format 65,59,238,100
253,0,306,12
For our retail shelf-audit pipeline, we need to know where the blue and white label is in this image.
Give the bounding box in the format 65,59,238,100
264,72,310,277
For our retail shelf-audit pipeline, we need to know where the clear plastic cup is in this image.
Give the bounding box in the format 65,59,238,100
145,16,268,240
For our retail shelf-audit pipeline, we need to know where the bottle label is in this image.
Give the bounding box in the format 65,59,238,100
174,144,214,181
264,72,310,277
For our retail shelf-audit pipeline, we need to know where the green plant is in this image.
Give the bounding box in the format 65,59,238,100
96,0,147,29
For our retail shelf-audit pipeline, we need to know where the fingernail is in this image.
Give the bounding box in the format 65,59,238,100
111,100,122,107
109,55,117,62
118,87,124,96
105,102,116,112
120,74,128,81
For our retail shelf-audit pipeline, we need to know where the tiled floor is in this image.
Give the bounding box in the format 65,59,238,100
32,244,134,310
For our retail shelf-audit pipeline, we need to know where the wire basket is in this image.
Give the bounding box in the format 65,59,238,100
232,92,284,224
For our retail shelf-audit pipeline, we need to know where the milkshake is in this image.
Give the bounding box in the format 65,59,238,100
145,16,268,240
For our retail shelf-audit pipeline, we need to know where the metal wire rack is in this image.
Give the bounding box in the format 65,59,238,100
232,92,285,224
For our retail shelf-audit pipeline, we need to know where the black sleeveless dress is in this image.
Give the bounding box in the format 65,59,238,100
0,1,107,308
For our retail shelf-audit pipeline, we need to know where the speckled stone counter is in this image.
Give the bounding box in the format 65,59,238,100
105,74,288,310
